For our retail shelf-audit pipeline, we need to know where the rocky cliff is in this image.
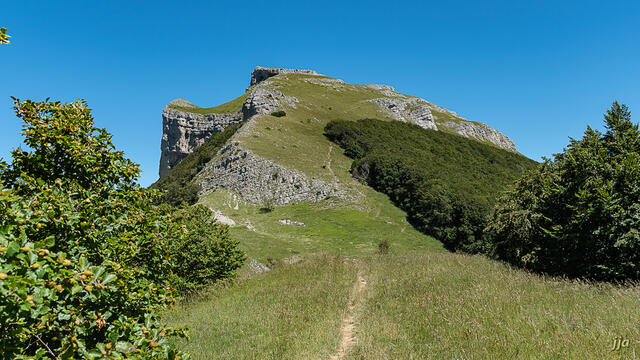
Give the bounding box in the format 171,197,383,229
159,99,243,177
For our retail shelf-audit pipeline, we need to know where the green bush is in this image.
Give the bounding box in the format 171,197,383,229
486,102,640,280
270,111,286,117
151,123,243,206
0,99,187,359
163,204,245,294
378,239,390,254
325,119,536,252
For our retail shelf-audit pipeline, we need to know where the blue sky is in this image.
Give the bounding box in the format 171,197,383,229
2,0,639,186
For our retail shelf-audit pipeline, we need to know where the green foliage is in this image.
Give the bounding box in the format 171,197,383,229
0,27,10,45
151,123,243,206
377,239,390,254
486,102,640,281
0,99,188,359
270,111,286,117
324,119,536,252
163,204,245,294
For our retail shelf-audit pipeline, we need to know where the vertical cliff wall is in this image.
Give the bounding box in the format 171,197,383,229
158,99,243,178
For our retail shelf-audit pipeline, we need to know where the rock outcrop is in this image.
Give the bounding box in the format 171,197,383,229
368,97,438,131
242,88,298,118
442,121,516,151
196,144,343,205
250,66,321,86
159,99,242,177
364,84,516,151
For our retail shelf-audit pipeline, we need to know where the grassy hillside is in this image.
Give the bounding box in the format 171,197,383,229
166,253,640,359
160,73,640,359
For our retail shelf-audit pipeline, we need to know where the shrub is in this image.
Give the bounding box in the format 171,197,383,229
164,204,245,294
486,102,640,280
0,99,187,358
270,111,286,117
378,239,390,254
324,119,536,253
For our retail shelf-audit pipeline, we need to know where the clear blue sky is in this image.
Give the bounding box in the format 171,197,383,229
2,0,639,186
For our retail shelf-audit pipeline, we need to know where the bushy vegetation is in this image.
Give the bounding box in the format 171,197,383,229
270,110,286,117
486,102,640,280
163,204,245,294
325,119,537,252
0,98,245,358
151,123,242,206
0,99,188,358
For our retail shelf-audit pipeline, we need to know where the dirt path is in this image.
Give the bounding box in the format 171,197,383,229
330,273,367,360
325,145,337,181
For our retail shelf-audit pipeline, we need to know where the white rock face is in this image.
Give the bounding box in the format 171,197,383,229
368,97,438,131
158,102,243,178
442,121,516,151
242,88,298,118
196,144,343,205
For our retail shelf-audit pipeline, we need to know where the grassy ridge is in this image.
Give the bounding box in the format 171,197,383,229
168,93,248,115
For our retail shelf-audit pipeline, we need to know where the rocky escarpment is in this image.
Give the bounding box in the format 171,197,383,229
441,121,516,151
159,99,243,177
196,144,343,205
250,66,321,86
364,84,516,151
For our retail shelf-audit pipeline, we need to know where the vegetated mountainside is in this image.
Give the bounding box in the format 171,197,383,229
159,68,640,359
324,119,537,252
154,66,532,260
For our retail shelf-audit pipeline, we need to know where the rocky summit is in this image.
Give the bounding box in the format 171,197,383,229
158,66,518,204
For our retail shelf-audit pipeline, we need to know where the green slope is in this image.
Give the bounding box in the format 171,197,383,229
160,73,640,359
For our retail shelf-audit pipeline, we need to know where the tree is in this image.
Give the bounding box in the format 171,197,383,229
0,98,188,358
486,101,640,280
1,27,10,44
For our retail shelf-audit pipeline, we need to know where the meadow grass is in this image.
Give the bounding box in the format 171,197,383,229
350,253,640,359
164,254,357,360
165,252,640,359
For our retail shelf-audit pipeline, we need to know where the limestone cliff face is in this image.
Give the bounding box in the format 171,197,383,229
159,100,242,177
195,144,343,205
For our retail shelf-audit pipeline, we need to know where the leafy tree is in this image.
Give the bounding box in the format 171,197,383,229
486,102,640,280
0,27,9,44
165,204,245,294
0,99,187,358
